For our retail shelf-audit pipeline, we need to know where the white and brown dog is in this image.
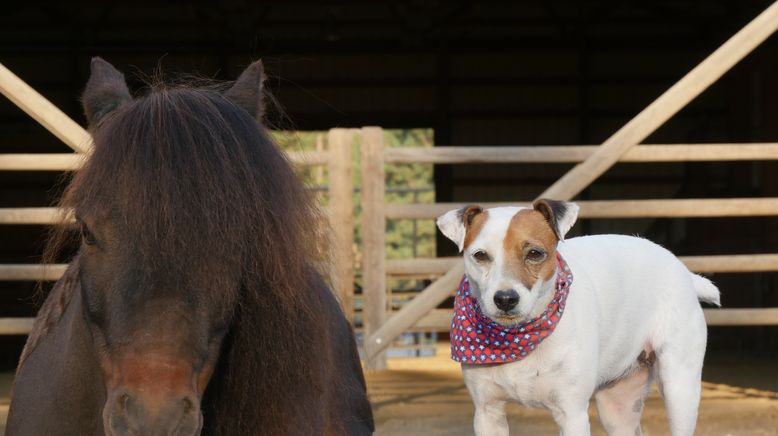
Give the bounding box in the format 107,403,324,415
437,199,720,436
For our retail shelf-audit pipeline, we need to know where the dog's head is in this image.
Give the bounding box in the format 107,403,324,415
437,199,578,325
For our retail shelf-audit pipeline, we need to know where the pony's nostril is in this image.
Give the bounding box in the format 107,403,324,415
494,289,519,311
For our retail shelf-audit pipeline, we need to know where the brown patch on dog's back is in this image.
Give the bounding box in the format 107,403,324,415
463,208,489,250
503,209,558,289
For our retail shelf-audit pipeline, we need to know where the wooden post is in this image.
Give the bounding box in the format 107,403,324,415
540,1,778,200
360,127,388,369
0,63,92,153
328,128,356,322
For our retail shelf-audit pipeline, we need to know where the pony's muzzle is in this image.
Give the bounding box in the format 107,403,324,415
105,388,202,436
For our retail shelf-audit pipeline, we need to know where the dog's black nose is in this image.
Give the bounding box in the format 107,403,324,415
494,289,519,311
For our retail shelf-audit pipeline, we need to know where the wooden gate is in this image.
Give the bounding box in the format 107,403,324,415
360,1,778,368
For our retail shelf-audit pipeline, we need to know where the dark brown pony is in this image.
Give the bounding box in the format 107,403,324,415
6,58,373,436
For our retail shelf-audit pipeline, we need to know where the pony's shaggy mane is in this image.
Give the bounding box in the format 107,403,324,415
44,84,334,435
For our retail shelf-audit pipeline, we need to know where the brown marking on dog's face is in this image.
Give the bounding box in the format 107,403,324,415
502,209,558,289
462,207,489,250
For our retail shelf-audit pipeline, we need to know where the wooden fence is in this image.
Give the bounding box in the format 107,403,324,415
0,62,359,332
360,1,778,368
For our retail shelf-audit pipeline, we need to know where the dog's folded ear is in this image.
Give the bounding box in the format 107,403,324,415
533,199,579,241
437,205,483,252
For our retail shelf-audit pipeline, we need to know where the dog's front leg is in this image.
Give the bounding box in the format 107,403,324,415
551,403,591,436
473,399,509,436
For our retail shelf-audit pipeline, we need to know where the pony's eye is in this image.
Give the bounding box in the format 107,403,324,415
472,250,491,262
525,248,546,263
80,224,97,246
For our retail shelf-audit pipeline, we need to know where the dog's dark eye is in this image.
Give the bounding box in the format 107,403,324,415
80,223,97,246
525,248,546,263
472,250,491,262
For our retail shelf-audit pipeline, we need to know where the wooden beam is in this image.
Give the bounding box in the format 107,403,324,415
0,264,68,281
0,150,326,172
287,150,329,166
328,129,356,320
412,308,778,331
540,1,778,200
0,207,72,225
386,198,778,220
383,143,778,164
0,153,84,171
0,318,35,335
704,308,778,326
0,63,92,153
360,127,388,369
386,254,778,276
680,254,778,273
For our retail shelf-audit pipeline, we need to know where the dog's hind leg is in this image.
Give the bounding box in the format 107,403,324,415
594,359,653,436
655,348,705,435
655,313,707,436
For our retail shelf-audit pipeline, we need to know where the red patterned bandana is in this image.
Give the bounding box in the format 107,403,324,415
450,252,573,364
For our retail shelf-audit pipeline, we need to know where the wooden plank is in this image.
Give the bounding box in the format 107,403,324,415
0,318,35,335
411,308,778,330
386,254,778,276
680,254,778,273
540,2,778,200
360,126,388,369
0,63,92,153
383,143,778,164
328,128,356,320
386,198,778,220
286,150,329,166
0,151,325,172
0,153,84,171
364,263,464,361
0,264,68,281
704,308,778,326
0,207,72,224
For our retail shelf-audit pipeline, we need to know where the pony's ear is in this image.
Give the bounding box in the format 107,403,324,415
82,57,132,128
436,205,483,252
224,60,266,121
532,199,579,241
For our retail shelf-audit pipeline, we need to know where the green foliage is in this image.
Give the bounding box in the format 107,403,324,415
272,128,436,270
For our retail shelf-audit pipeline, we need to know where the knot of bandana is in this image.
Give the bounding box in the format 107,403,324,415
450,252,573,364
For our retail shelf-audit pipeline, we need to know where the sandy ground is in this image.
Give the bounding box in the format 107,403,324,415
0,348,776,435
367,344,778,435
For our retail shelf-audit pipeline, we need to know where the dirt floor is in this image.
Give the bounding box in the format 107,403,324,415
367,344,778,436
0,347,776,435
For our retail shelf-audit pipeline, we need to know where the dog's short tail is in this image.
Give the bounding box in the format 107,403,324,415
692,274,721,307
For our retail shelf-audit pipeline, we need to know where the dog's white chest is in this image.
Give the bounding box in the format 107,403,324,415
462,350,573,411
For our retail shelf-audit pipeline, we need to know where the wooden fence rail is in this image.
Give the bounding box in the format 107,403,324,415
386,198,778,220
384,143,778,164
0,150,328,171
385,254,778,276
